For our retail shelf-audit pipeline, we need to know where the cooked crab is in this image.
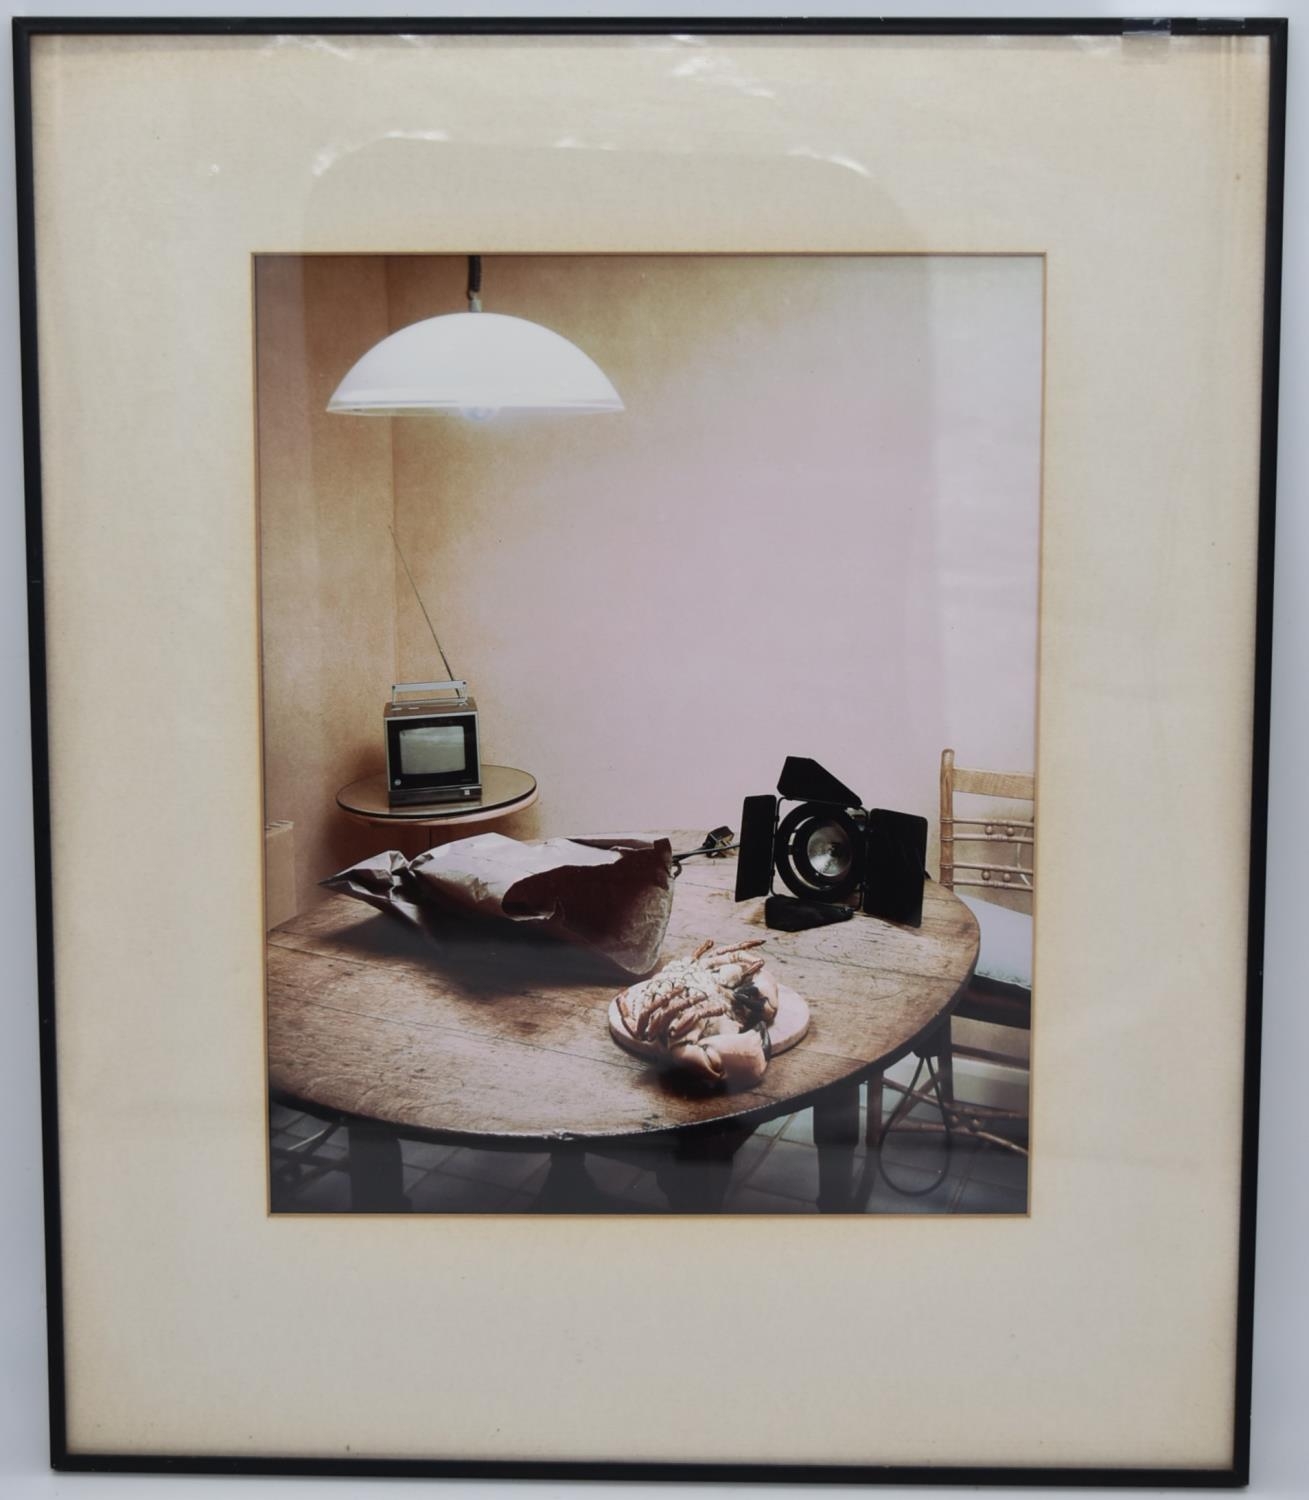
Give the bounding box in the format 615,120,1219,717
615,938,781,1089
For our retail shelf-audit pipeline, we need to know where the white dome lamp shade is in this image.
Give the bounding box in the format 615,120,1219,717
327,255,624,420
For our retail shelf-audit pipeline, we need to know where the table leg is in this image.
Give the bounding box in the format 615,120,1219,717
407,822,467,857
536,1151,605,1211
347,1118,409,1212
654,1123,754,1212
814,1082,861,1212
408,824,437,858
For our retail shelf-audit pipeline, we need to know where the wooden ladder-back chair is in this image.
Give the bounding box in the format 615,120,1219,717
866,749,1034,1154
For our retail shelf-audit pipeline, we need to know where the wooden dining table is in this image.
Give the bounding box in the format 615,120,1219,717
266,830,979,1212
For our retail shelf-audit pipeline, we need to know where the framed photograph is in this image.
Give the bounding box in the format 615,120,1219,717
17,15,1284,1484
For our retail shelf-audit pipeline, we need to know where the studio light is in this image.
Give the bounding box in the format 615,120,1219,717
735,757,929,931
327,255,624,418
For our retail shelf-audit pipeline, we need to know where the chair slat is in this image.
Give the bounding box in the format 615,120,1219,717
952,766,1034,801
953,817,1033,830
953,827,1034,842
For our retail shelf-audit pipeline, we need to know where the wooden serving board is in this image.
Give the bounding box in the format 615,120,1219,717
607,982,810,1061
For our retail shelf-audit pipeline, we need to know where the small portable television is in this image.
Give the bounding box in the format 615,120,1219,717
384,680,482,807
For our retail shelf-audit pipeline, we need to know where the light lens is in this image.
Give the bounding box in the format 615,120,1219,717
806,823,853,881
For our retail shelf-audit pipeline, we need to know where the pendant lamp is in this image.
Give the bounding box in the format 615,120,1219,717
327,256,624,419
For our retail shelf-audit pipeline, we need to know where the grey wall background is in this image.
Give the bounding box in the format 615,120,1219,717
2,2,1305,1499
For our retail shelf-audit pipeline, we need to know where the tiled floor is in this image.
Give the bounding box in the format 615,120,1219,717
269,1092,1029,1216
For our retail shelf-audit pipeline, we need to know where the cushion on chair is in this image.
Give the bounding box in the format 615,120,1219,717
958,893,1033,990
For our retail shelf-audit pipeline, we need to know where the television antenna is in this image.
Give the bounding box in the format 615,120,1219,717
389,525,457,684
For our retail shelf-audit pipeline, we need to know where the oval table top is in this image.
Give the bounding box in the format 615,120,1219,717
266,830,979,1145
337,765,537,826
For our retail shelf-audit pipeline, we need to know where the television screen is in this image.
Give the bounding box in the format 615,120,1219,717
398,723,467,776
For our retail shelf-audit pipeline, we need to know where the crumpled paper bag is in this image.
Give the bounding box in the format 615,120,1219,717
322,832,674,978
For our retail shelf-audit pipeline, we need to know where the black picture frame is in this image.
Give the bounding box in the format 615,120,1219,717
14,14,1286,1485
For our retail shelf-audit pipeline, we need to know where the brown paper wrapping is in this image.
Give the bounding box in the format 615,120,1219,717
322,832,674,978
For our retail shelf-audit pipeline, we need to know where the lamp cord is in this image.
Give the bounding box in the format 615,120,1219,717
875,1052,955,1198
389,525,457,683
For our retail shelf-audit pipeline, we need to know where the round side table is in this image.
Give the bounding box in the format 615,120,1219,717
336,765,538,853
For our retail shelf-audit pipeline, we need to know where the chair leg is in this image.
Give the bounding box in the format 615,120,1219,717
865,1071,885,1147
933,1018,955,1119
868,1019,955,1150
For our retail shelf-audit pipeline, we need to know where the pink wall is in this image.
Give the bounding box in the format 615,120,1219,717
258,253,1041,906
386,254,1041,851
